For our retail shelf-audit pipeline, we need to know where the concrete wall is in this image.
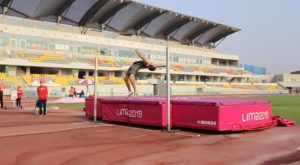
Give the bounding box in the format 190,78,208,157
283,74,300,82
19,84,202,98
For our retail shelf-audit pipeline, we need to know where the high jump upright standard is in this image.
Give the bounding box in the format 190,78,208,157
166,45,171,132
94,57,98,122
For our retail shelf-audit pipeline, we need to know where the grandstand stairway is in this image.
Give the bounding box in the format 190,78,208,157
16,75,27,87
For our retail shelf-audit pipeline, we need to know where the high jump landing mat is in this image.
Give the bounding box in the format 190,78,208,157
85,97,273,131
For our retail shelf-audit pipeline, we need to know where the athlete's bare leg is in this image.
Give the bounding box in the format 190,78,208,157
128,74,137,96
124,76,132,92
124,76,134,97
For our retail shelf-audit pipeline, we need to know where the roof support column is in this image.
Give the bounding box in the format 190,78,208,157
101,24,105,31
191,40,195,46
2,6,8,16
166,35,170,41
137,30,140,36
56,16,61,31
2,7,8,24
80,26,88,35
57,16,62,24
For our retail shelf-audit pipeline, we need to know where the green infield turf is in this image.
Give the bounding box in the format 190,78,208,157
246,95,300,124
48,103,84,110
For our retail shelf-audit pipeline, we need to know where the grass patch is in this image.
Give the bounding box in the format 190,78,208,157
245,95,300,124
48,103,84,110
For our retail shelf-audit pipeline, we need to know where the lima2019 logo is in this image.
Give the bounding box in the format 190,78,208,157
116,108,143,118
242,111,269,122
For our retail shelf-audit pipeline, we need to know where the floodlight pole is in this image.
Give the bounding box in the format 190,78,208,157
93,57,98,122
166,45,171,132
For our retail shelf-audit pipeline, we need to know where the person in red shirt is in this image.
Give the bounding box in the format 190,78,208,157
69,87,74,97
16,86,23,109
37,80,48,116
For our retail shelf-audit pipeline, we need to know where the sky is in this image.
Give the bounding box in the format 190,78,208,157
135,0,300,74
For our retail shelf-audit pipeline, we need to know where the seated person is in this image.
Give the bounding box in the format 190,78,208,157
79,90,85,98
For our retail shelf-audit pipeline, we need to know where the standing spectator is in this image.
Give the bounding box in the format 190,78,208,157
16,86,23,109
73,88,77,97
69,87,74,97
37,80,48,116
0,87,3,108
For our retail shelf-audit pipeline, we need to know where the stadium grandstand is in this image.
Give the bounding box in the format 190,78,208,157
271,71,300,94
0,0,288,97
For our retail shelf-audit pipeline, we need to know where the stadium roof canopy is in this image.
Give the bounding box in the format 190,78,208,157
0,0,240,48
291,71,300,74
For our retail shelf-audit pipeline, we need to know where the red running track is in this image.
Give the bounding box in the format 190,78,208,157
0,107,300,164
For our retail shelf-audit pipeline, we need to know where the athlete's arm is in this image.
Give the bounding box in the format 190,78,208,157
135,49,152,66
